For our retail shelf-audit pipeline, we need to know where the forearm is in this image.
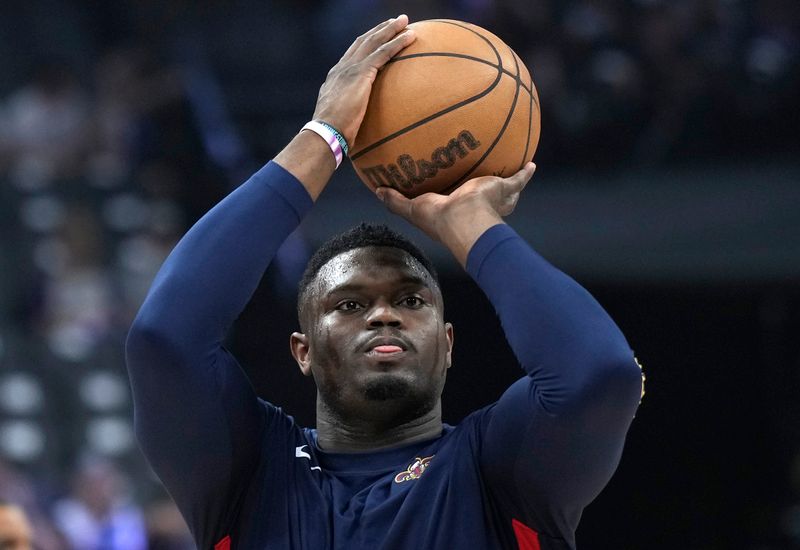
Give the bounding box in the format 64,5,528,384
437,210,503,267
274,130,336,201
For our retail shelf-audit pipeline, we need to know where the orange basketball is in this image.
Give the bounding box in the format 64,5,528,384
350,19,540,198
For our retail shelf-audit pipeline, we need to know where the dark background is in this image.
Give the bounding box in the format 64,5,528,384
0,1,799,548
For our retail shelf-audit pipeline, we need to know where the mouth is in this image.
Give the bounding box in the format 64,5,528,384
363,336,409,358
366,345,405,357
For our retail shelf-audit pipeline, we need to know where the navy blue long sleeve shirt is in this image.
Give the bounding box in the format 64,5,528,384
125,162,643,549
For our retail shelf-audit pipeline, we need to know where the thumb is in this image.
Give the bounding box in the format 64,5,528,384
376,187,414,220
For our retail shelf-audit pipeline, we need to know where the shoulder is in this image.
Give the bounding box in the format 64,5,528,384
255,399,311,449
436,405,497,456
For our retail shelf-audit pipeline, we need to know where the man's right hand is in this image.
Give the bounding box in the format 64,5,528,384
275,15,415,200
313,15,415,146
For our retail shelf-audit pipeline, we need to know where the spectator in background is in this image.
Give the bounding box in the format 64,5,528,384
0,501,33,550
36,205,116,364
0,61,91,189
0,461,64,550
52,458,146,550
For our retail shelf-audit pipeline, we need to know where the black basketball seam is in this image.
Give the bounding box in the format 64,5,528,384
441,47,523,193
508,47,540,169
350,21,505,161
388,52,533,96
415,20,533,185
512,48,535,171
520,79,534,170
427,19,537,109
443,22,540,172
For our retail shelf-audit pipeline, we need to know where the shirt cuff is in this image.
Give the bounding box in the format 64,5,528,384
253,161,314,221
465,223,521,279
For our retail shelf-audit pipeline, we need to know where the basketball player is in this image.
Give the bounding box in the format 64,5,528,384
0,502,33,550
126,15,643,549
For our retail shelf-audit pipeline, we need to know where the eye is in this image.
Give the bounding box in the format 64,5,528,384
400,296,425,309
335,300,362,312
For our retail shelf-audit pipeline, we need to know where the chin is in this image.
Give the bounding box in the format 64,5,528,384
363,375,413,401
364,376,413,401
361,375,438,420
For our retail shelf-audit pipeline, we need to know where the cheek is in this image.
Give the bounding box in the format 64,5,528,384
310,320,353,372
421,318,450,368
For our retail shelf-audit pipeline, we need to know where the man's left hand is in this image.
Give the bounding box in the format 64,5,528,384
377,162,536,266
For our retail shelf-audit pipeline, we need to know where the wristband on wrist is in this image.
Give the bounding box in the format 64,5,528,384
301,120,349,169
316,121,349,157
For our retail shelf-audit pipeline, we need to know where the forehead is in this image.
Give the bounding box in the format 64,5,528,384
315,246,433,293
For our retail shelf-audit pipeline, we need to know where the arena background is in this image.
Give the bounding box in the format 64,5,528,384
0,1,798,548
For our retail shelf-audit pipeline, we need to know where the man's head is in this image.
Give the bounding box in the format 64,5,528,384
0,502,32,550
291,223,454,429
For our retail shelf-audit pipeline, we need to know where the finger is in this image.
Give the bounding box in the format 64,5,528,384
500,191,521,216
341,16,399,60
506,162,537,194
516,161,536,183
352,14,411,62
521,161,536,186
363,28,416,70
376,186,414,220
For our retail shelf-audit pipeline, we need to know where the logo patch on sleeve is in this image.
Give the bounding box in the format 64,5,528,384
394,456,434,483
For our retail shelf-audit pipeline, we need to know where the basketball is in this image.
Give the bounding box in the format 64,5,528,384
350,19,541,198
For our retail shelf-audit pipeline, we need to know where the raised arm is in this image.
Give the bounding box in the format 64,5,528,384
379,168,644,542
125,16,416,544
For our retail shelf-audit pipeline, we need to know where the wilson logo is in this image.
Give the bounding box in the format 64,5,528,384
363,130,481,191
394,456,434,483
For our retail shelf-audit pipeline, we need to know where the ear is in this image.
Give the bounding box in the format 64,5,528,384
444,322,454,369
290,332,313,377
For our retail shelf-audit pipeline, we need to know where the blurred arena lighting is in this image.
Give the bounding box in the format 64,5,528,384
0,420,45,462
118,235,167,274
149,200,184,236
0,372,44,414
79,371,129,412
32,237,68,277
48,324,99,363
19,194,66,233
87,151,127,189
86,417,134,456
102,192,149,233
590,48,638,89
9,157,54,192
747,36,791,82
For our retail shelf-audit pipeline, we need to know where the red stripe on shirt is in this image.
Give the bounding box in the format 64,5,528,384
512,519,541,550
214,535,231,550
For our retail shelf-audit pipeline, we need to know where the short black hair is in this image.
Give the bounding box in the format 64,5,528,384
297,223,438,323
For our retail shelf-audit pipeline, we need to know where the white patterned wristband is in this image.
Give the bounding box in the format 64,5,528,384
301,120,345,169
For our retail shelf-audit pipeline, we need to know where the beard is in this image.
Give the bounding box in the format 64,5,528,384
363,376,413,401
361,373,439,428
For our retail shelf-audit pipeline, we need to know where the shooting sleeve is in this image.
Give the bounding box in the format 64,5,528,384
125,162,312,543
468,224,644,542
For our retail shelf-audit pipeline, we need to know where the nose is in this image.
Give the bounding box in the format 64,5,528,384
366,302,402,328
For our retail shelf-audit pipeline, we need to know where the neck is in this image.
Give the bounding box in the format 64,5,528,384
315,400,443,453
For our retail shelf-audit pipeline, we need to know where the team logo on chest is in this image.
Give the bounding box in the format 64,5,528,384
394,456,434,483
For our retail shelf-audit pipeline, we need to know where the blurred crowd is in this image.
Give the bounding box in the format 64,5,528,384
489,0,800,166
0,46,208,549
0,0,797,548
321,0,800,167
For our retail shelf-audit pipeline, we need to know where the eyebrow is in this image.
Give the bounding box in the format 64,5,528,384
325,275,432,297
